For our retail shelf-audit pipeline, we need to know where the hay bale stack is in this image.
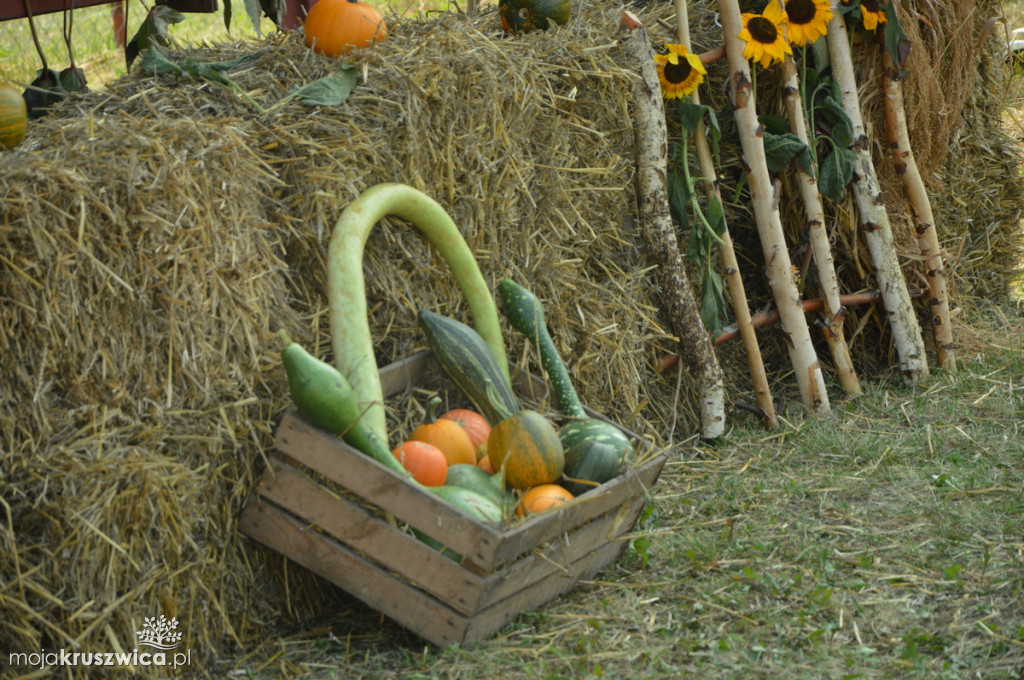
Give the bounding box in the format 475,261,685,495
0,0,1020,670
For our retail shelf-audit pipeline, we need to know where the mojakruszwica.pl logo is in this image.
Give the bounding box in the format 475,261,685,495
8,614,192,671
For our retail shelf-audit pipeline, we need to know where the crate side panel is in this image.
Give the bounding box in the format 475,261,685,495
460,538,633,647
489,452,666,565
274,409,506,566
238,497,472,647
254,458,489,615
477,494,649,610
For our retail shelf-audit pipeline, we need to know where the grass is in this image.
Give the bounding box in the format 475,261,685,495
228,304,1024,679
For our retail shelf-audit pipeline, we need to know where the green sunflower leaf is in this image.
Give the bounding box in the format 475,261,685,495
818,147,856,203
700,269,727,337
762,131,811,174
883,2,912,72
291,66,358,107
677,102,722,161
668,167,691,233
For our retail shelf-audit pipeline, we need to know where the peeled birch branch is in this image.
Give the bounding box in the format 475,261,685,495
617,11,726,439
674,0,777,429
780,54,861,395
717,0,830,414
826,7,929,383
881,51,956,372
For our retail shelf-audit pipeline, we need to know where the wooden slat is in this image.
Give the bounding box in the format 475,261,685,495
253,458,489,615
238,498,474,648
476,495,649,610
482,451,666,566
460,537,633,645
274,410,507,564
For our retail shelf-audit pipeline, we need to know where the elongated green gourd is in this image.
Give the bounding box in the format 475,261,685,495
328,183,511,444
497,279,633,469
418,309,520,425
278,329,415,480
497,278,587,418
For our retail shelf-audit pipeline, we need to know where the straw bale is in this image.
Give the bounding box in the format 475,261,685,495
1,0,1021,674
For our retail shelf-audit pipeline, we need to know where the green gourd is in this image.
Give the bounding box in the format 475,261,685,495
418,309,520,425
278,329,413,480
497,278,634,470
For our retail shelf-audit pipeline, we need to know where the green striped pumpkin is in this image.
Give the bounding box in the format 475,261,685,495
418,309,519,425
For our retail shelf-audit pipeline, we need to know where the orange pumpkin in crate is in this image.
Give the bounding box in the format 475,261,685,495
440,408,491,460
304,0,388,57
0,86,28,148
517,484,573,516
411,397,477,467
392,440,448,486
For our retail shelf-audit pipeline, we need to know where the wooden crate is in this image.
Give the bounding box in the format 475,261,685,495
239,350,667,647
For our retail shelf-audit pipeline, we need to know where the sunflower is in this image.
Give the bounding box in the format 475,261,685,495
654,44,707,99
856,0,888,31
781,0,832,46
739,1,793,69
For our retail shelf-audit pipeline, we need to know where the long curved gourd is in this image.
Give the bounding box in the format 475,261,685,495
328,184,510,443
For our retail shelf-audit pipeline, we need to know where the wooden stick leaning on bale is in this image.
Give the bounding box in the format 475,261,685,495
881,49,956,372
825,5,929,383
673,0,778,429
779,53,862,394
617,11,726,440
717,0,831,414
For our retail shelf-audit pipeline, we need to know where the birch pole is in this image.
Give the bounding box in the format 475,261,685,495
717,0,830,414
826,5,929,382
617,12,726,439
779,54,862,394
674,0,778,428
881,51,956,372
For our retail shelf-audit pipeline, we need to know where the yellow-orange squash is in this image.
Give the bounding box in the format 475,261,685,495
0,86,27,148
304,0,388,57
487,409,564,490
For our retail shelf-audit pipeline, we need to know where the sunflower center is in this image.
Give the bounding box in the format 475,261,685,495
860,0,880,11
664,59,694,85
786,0,816,25
749,16,779,44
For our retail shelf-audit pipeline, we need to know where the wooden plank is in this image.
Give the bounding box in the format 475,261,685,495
378,350,434,397
460,536,633,646
274,409,507,566
238,498,473,648
483,452,666,566
253,458,489,615
1,0,116,21
475,495,648,610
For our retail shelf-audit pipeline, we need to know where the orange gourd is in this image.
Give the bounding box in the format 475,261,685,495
410,397,477,467
477,455,494,474
0,86,27,148
487,409,564,490
392,440,447,486
517,484,573,516
303,0,388,58
440,408,491,460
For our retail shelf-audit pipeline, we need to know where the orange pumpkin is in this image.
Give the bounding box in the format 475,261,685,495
0,86,27,148
517,484,573,516
411,397,477,467
392,440,447,486
487,409,564,490
303,0,388,58
477,454,494,474
440,408,491,460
